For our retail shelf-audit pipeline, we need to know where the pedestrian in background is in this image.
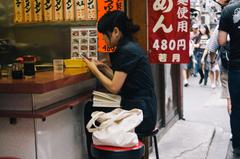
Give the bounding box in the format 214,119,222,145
193,24,210,85
207,25,231,111
190,24,200,77
218,0,240,157
182,28,196,87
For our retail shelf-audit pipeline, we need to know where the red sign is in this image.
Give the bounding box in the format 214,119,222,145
97,0,124,53
148,0,190,63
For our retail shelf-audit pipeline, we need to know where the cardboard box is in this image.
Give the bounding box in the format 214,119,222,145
23,0,33,23
75,0,86,21
43,0,53,21
53,0,64,21
14,0,24,23
63,0,75,21
86,0,96,20
33,0,43,22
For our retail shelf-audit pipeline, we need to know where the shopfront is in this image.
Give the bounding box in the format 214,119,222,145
0,0,183,158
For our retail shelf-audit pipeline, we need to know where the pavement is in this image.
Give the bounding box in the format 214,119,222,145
149,76,235,159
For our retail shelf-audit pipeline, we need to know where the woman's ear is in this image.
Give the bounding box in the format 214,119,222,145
113,27,120,37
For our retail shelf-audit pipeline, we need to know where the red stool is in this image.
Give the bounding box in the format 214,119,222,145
91,140,145,159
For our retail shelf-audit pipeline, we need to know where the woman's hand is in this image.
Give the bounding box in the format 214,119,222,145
82,56,126,94
82,57,99,74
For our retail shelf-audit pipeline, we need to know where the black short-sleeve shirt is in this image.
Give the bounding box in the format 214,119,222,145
219,2,240,62
109,38,157,133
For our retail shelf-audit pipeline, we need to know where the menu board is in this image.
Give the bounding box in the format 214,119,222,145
23,0,33,22
33,0,43,22
14,0,24,23
13,0,97,23
53,0,64,21
71,27,98,60
86,0,97,20
75,0,86,21
63,0,75,21
43,0,54,21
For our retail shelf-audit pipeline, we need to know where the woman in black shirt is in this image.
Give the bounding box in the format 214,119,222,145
83,10,157,159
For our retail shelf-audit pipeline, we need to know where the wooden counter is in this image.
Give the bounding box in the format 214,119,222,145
0,68,96,119
0,68,96,159
0,68,93,94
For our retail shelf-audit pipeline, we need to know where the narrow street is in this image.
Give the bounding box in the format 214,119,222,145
150,76,233,159
184,76,232,159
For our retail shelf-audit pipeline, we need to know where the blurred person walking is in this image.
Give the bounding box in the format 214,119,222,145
182,31,196,87
191,24,200,77
218,0,240,157
207,25,231,108
193,24,210,85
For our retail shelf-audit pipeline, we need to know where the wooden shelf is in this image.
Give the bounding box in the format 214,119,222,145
0,92,92,120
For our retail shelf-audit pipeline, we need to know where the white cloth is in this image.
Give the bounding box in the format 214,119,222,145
211,63,220,72
86,108,143,147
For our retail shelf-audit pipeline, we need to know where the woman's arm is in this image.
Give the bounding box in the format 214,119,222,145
218,30,228,46
83,58,127,94
201,48,208,64
97,63,114,80
194,43,200,48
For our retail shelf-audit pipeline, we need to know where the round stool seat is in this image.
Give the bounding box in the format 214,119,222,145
91,141,145,159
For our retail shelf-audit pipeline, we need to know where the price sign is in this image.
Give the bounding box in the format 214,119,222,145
97,0,124,53
148,0,190,63
53,0,64,21
23,0,33,22
33,0,43,22
64,0,75,21
14,0,24,23
43,0,53,21
86,0,97,20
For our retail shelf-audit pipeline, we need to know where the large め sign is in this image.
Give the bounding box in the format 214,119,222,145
148,0,190,63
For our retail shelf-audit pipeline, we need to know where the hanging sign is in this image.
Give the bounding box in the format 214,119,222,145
23,0,33,23
148,0,190,63
63,0,75,21
14,0,24,23
97,0,124,53
75,0,86,20
86,0,97,20
33,0,43,22
43,0,53,21
53,0,64,21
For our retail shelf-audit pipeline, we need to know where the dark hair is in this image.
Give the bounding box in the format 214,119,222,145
97,10,140,39
202,24,210,38
195,24,210,43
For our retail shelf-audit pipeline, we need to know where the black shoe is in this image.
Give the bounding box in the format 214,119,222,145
233,147,240,157
199,78,203,84
204,80,207,86
184,83,189,87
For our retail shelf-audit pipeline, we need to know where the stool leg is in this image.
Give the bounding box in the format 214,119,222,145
153,135,159,159
142,137,149,159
